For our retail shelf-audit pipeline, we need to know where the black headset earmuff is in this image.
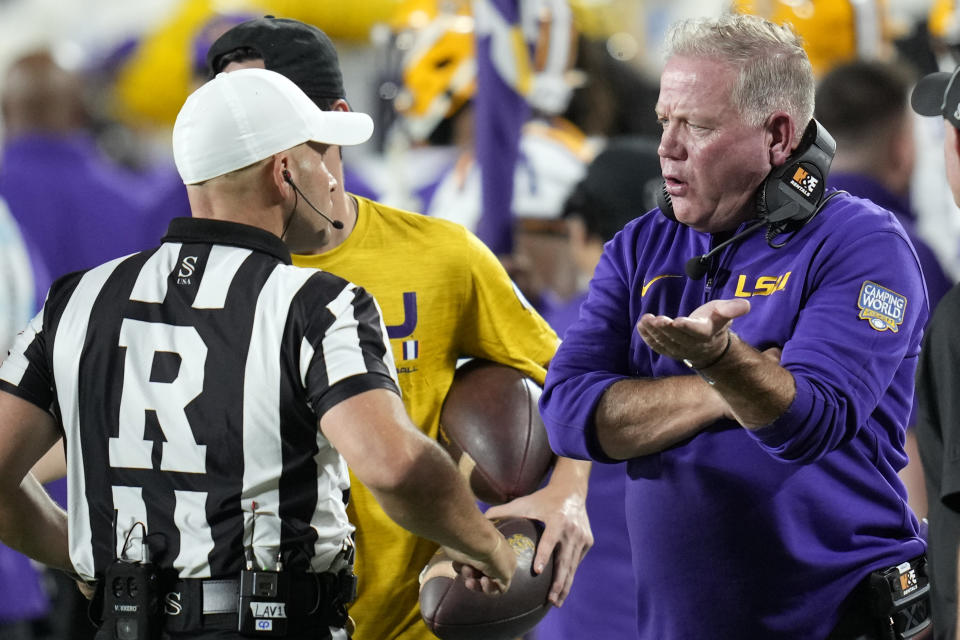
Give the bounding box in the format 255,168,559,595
657,118,836,227
755,118,836,226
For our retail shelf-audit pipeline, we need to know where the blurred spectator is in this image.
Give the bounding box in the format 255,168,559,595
815,58,955,520
541,137,661,332
562,34,662,140
0,50,162,290
533,137,660,640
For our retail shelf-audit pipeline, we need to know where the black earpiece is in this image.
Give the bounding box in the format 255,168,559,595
282,169,344,230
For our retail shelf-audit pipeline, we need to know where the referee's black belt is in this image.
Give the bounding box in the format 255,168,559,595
166,571,352,610
193,578,240,614
161,570,355,633
170,574,348,614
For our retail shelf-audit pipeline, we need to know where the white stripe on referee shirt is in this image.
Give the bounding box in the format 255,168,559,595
0,309,43,386
172,489,214,578
323,285,368,385
299,337,315,390
192,245,251,309
242,265,314,571
309,440,353,573
53,255,128,581
112,485,148,560
299,336,356,572
129,243,180,303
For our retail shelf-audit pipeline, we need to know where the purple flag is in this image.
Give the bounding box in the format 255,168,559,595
471,0,575,255
472,0,528,255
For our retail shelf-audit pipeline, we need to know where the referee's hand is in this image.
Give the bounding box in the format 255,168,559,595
447,531,516,595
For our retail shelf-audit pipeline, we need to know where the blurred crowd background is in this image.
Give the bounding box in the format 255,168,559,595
1,0,960,638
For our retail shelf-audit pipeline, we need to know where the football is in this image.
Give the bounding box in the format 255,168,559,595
439,359,556,505
419,517,554,640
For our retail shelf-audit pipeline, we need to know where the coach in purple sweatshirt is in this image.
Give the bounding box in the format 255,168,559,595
540,14,928,640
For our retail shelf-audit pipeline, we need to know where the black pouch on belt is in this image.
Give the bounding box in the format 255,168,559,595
100,559,162,640
865,556,931,640
238,568,291,637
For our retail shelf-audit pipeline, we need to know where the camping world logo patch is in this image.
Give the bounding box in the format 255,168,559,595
857,281,907,332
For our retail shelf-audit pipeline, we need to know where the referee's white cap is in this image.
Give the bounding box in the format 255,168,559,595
173,67,373,185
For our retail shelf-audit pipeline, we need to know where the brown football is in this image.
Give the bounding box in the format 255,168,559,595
439,359,556,505
419,517,554,640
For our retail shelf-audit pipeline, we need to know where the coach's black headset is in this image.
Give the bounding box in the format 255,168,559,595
657,118,842,279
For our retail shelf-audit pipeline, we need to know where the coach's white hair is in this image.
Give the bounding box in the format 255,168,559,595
664,13,815,129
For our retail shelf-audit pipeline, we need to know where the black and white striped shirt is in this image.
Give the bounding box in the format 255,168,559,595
0,217,399,581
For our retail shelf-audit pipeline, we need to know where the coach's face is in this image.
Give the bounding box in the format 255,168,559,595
656,56,771,233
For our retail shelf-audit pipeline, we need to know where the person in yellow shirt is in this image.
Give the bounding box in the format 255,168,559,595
206,16,593,640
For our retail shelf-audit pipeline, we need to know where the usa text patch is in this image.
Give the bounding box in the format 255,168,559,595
857,281,906,332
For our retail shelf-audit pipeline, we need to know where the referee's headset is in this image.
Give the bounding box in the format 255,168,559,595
657,118,842,280
282,169,344,230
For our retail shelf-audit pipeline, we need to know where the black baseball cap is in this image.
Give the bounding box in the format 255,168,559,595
206,16,345,104
911,67,960,129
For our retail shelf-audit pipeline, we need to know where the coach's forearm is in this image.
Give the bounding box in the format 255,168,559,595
692,333,795,429
595,375,728,459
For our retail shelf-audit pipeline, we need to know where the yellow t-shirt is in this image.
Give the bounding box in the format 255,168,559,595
293,196,559,640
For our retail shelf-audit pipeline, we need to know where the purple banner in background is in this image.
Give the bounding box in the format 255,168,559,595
473,0,529,255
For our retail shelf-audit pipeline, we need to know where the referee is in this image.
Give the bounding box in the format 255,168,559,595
0,68,514,640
